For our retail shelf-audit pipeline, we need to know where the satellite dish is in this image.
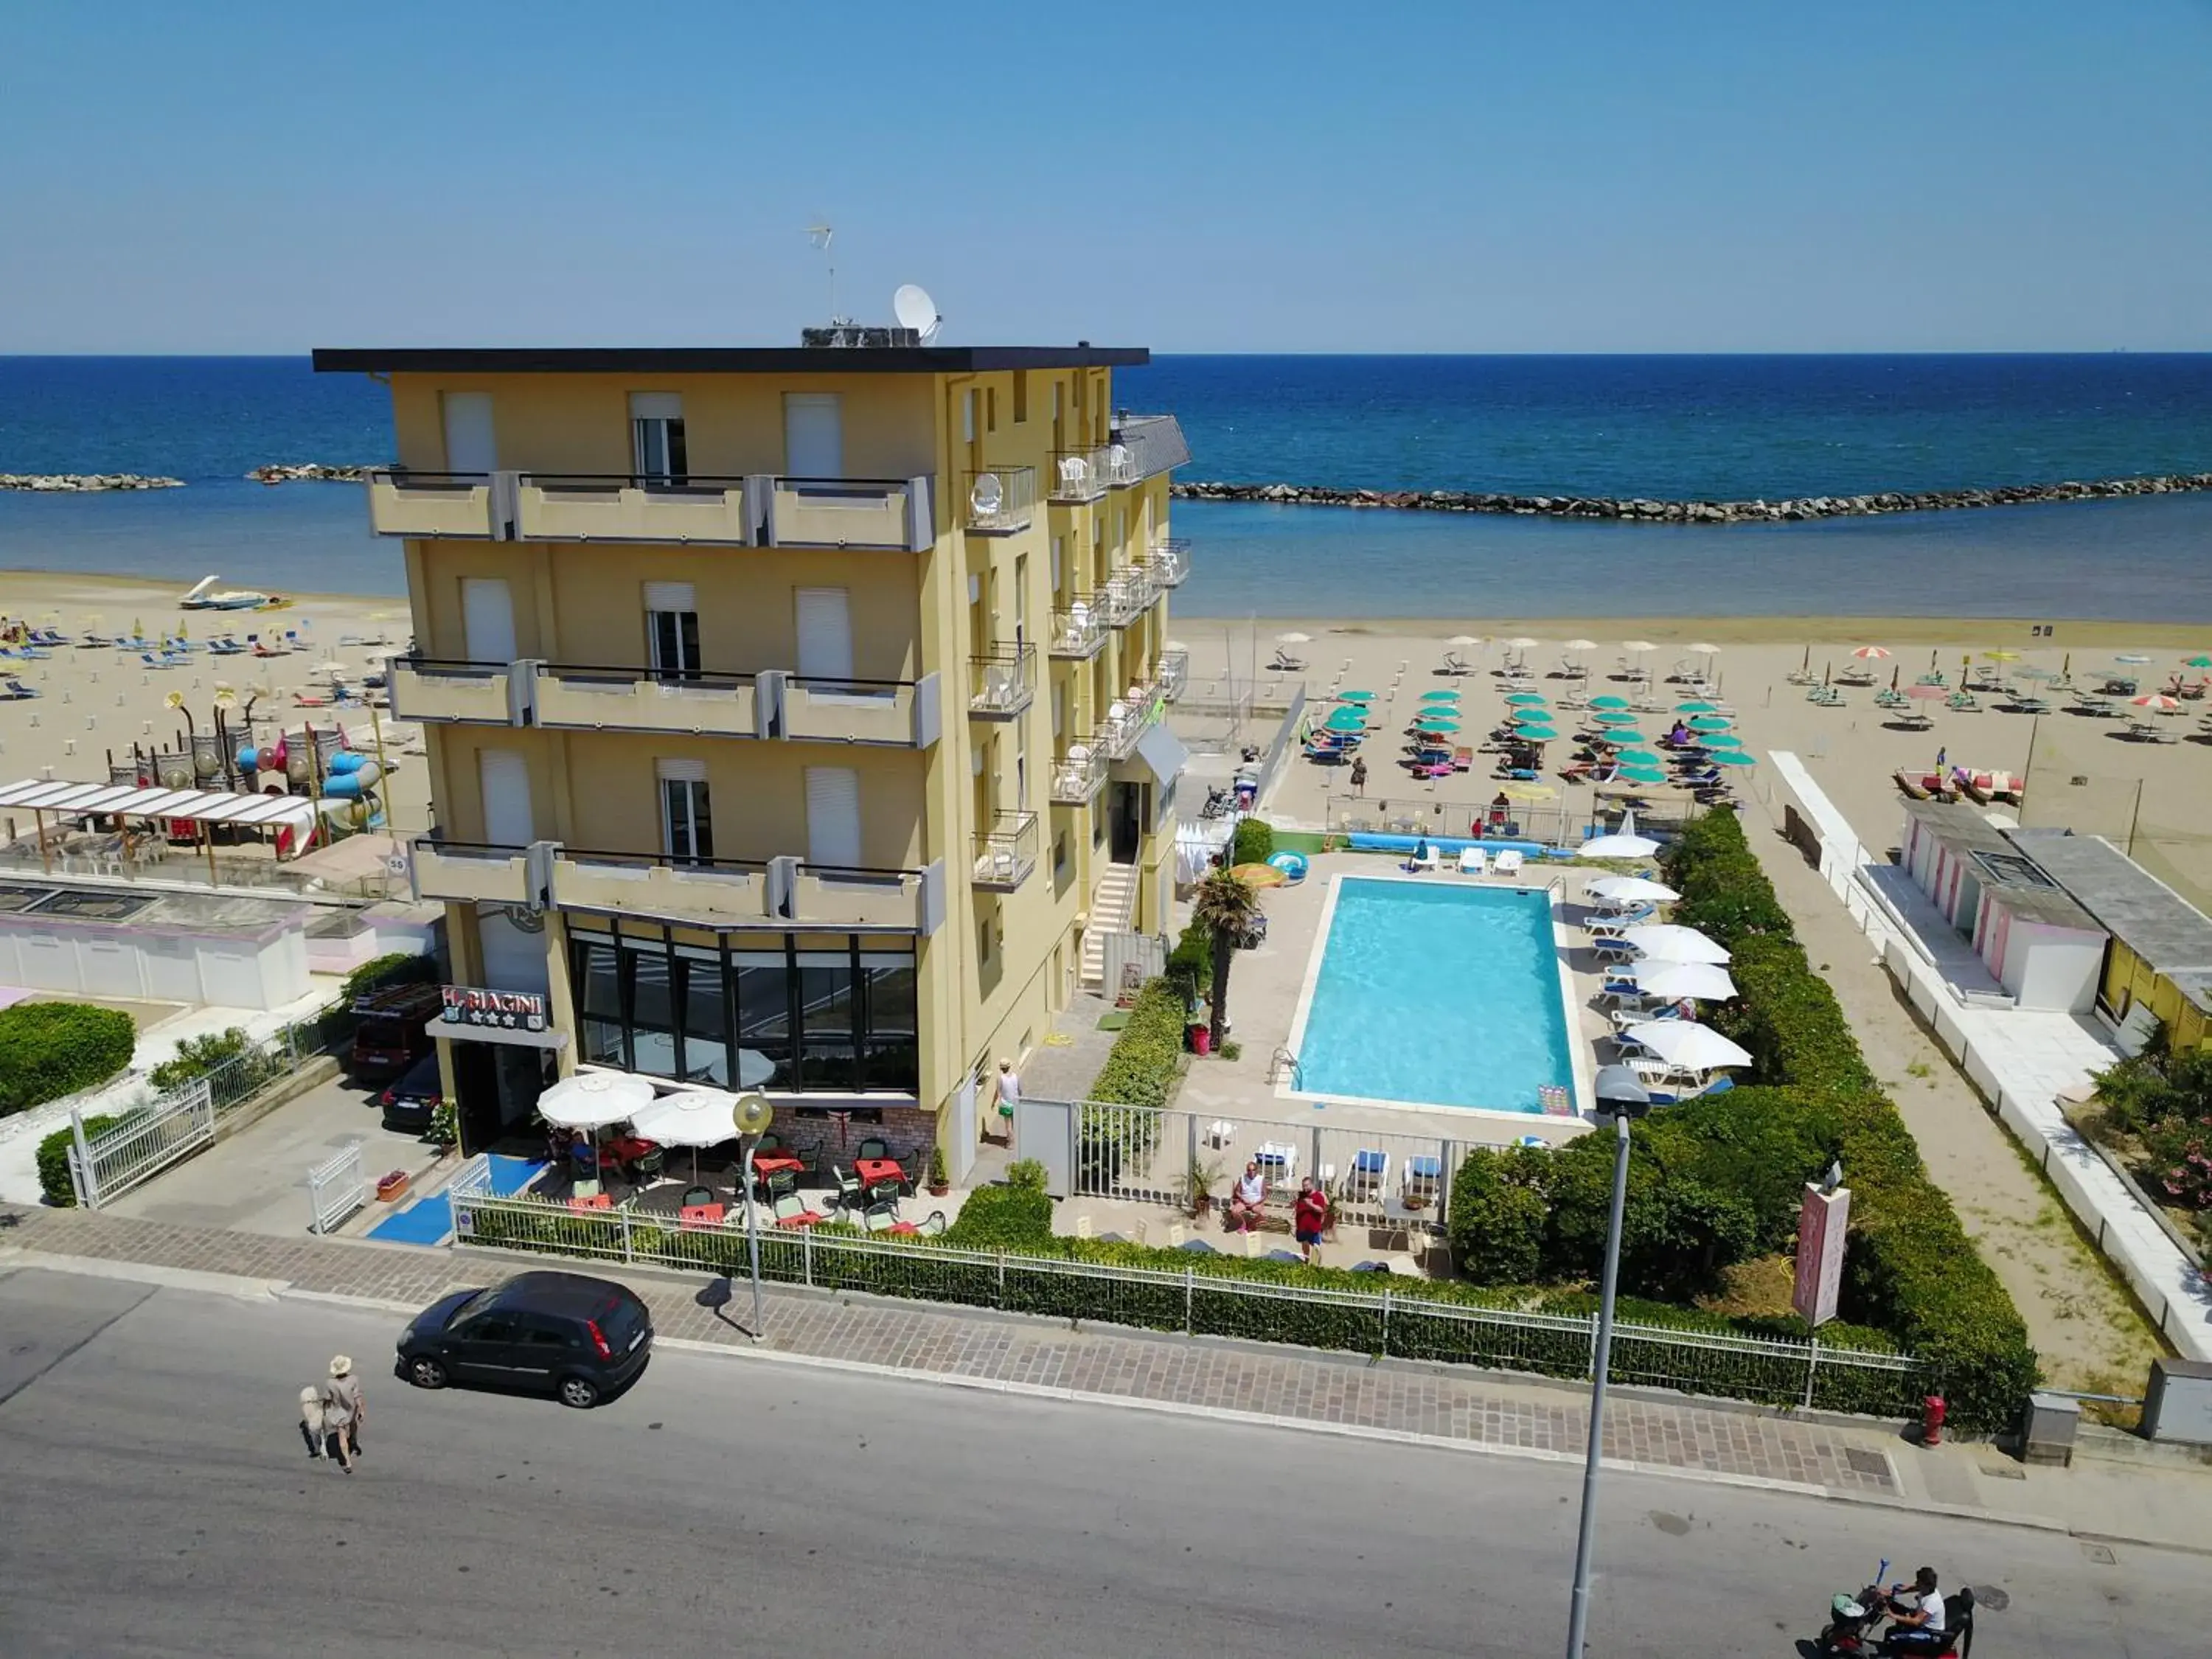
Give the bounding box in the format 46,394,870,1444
893,283,942,343
734,1092,774,1137
970,472,1004,517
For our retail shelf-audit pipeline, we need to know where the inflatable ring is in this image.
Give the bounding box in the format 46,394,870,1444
1267,851,1309,884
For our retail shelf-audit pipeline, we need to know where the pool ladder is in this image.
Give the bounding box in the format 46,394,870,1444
1268,1046,1302,1087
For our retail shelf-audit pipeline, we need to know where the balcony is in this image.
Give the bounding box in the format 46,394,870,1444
1048,601,1106,660
964,467,1037,535
1158,648,1189,702
411,838,535,906
368,469,504,539
967,644,1036,720
780,673,942,748
533,663,765,739
784,859,945,934
972,811,1039,893
1144,538,1190,588
1050,742,1107,806
1100,568,1156,629
516,474,754,544
762,476,933,552
1101,684,1166,761
389,657,525,726
552,848,776,930
1048,448,1110,504
1103,440,1141,489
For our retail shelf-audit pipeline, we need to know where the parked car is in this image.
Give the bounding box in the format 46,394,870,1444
378,1051,443,1133
396,1271,653,1409
349,981,442,1081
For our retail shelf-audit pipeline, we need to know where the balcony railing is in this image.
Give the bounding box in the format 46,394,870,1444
780,672,942,748
967,644,1036,720
516,474,754,544
552,847,776,930
389,656,526,726
964,467,1037,535
1050,742,1107,806
411,837,535,906
1144,538,1190,588
368,469,504,539
1101,683,1166,761
1158,648,1189,702
785,859,945,934
533,662,766,739
1048,448,1110,504
1100,568,1156,629
1048,601,1106,660
762,476,933,553
972,811,1039,893
1103,440,1141,489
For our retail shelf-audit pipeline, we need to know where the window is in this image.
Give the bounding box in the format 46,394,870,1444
795,588,854,685
1013,372,1029,425
796,950,857,1091
784,392,844,477
985,386,998,434
577,937,625,1067
644,581,699,683
659,760,712,863
629,943,677,1078
1013,552,1029,641
976,914,995,969
1051,535,1063,597
735,951,796,1088
630,393,687,484
961,389,977,445
859,952,917,1091
678,947,728,1086
1053,830,1070,882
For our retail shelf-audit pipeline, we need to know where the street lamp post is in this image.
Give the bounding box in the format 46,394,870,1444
734,1092,773,1341
1565,1071,1651,1658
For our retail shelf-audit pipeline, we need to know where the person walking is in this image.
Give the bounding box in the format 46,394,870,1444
1349,754,1367,795
299,1384,331,1459
992,1057,1020,1144
1293,1175,1329,1265
323,1354,364,1474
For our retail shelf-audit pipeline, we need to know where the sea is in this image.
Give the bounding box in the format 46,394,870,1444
4,354,2211,622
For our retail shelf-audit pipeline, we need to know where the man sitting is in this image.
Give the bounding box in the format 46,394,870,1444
1881,1566,1947,1653
1225,1160,1267,1233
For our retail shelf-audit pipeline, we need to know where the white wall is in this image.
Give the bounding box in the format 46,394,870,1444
2005,922,2105,1013
0,918,310,1010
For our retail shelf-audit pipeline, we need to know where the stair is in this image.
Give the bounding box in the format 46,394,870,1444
1078,862,1140,990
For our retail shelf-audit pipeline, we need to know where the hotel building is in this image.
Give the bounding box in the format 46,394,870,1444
314,341,1190,1159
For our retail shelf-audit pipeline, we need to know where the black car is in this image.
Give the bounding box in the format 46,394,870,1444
396,1271,653,1408
378,1051,443,1133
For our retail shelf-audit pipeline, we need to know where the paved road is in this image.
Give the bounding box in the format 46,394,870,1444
0,1268,2201,1658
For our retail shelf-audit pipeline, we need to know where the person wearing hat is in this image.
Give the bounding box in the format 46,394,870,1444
992,1057,1020,1142
324,1354,365,1474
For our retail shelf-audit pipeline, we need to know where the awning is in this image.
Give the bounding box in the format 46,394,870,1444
1113,721,1189,789
0,776,319,830
425,1015,569,1051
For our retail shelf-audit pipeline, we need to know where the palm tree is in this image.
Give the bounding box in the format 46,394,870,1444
1191,867,1262,1050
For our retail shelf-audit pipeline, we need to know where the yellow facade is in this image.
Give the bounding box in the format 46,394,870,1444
325,345,1188,1144
2098,940,2212,1054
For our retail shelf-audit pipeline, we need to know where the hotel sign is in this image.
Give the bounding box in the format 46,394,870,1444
1791,1183,1851,1328
440,984,547,1033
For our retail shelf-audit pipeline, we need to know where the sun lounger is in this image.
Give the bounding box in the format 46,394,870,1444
1493,849,1525,875
1346,1150,1388,1203
1405,844,1440,874
1269,647,1307,672
1441,650,1471,675
1457,846,1486,876
1893,768,1932,801
0,678,39,700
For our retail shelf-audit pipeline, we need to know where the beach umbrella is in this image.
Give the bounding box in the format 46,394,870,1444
2130,693,2183,713
1229,862,1290,888
1590,874,1680,905
1706,750,1757,768
1689,642,1722,658
1500,782,1558,801
1446,634,1480,647
1626,1020,1753,1071
1686,715,1733,733
1504,692,1548,706
538,1069,658,1130
2183,654,2212,669
630,1088,743,1185
1277,632,1312,645
1615,765,1669,787
1632,960,1738,1001
1336,689,1376,703
1674,700,1717,714
1905,683,1947,700
1851,645,1892,661
1512,706,1556,724
1502,636,1541,651
1563,638,1598,653
1512,724,1559,742
2014,665,2056,681
1982,650,2020,664
1421,689,1461,702
1581,812,1660,859
2114,653,2152,666
1323,707,1368,731
1593,711,1640,727
1413,716,1461,733
1589,695,1632,710
1611,747,1663,766
1620,923,1730,964
1694,731,1747,751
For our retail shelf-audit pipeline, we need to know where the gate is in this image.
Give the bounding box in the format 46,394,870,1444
67,1077,215,1208
307,1141,369,1235
1011,1096,1077,1196
948,1068,978,1186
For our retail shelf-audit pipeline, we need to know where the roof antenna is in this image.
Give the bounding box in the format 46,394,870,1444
807,223,838,321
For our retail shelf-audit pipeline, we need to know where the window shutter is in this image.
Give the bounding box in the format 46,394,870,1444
795,588,853,680
804,767,863,868
643,581,695,612
656,757,708,784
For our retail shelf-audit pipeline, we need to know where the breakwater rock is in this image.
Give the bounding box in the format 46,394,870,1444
1169,471,2212,523
1,472,184,492
248,462,376,484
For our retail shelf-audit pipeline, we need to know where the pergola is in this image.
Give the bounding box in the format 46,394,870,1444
0,776,326,883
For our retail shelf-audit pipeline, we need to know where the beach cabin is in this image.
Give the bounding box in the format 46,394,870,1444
2008,829,2212,1054
1898,801,2104,1012
0,880,310,1009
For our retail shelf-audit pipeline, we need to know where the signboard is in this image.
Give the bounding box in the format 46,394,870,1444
1792,1183,1851,1328
440,984,547,1034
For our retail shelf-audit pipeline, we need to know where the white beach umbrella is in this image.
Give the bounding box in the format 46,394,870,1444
537,1068,657,1130
1630,960,1739,1001
630,1088,742,1185
1562,638,1598,652
1621,639,1657,653
1688,642,1722,656
1580,831,1661,860
1587,874,1680,905
1446,634,1481,647
1625,1020,1752,1071
1620,924,1731,964
1276,631,1312,644
1503,636,1541,651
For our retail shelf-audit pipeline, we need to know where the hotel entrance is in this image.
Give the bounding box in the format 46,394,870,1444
432,985,565,1156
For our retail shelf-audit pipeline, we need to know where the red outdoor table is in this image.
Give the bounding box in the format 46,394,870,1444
855,1158,905,1189
751,1155,804,1178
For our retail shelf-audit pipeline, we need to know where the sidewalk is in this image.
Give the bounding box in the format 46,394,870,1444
4,1202,2207,1550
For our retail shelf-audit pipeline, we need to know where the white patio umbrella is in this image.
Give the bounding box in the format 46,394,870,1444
631,1088,742,1186
537,1068,657,1130
1580,809,1661,860
1446,634,1481,647
1276,631,1312,644
1621,639,1657,653
1587,874,1679,905
1620,923,1731,964
1502,636,1542,651
1562,638,1599,652
1630,959,1739,1001
1688,642,1722,658
1625,1020,1752,1071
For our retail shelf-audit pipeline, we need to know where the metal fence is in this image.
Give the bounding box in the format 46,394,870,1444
308,1142,368,1235
446,1185,1928,1416
67,1077,215,1208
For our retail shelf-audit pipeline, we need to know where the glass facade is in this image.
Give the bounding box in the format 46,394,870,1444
568,922,918,1096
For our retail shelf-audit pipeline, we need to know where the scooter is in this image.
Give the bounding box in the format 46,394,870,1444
1815,1560,1975,1655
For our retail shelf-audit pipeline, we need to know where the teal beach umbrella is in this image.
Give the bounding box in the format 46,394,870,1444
1708,750,1757,768
1336,689,1376,703
1615,764,1668,785
1421,689,1461,702
1687,715,1733,733
1593,711,1640,728
1323,708,1367,732
1513,724,1559,742
1611,748,1662,767
1588,695,1631,710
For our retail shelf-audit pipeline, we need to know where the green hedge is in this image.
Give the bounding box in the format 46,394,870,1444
0,1003,136,1117
341,950,437,1003
1086,978,1189,1109
36,1113,121,1206
1229,818,1276,868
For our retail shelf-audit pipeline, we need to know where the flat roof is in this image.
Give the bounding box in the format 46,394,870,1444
0,878,302,939
2008,830,2212,1009
313,345,1149,375
1904,798,2015,858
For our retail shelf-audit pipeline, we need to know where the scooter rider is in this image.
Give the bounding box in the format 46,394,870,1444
1880,1566,1947,1652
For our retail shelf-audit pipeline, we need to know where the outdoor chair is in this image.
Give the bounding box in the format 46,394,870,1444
771,1192,824,1228
865,1179,904,1206
755,1131,782,1152
1346,1150,1388,1203
856,1137,890,1162
862,1200,907,1234
919,1211,947,1237
681,1184,714,1209
828,1164,863,1213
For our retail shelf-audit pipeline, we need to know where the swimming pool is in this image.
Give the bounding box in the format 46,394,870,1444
1287,877,1577,1115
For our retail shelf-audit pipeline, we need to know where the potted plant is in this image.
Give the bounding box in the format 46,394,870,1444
926,1143,950,1197
427,1100,459,1155
1186,1154,1223,1218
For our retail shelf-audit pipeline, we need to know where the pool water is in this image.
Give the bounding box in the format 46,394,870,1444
1292,878,1573,1113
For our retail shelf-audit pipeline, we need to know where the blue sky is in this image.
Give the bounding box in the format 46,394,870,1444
6,0,2211,353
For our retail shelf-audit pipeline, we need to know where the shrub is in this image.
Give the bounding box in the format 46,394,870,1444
147,1027,254,1093
1164,918,1211,1000
1006,1158,1048,1191
945,1183,1054,1250
0,1003,136,1116
36,1113,120,1206
1664,810,1795,945
1446,1147,1551,1284
1087,978,1189,1109
1229,817,1276,868
341,950,437,1003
